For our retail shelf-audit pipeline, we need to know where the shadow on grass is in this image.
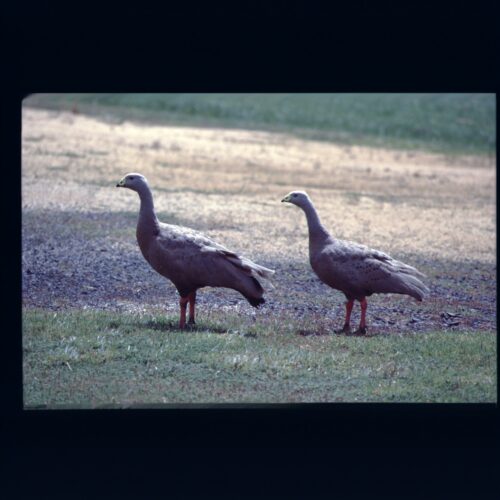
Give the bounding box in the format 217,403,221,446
296,327,393,337
296,328,331,337
140,318,231,335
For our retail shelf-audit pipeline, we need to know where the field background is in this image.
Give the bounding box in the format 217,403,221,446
22,93,496,406
26,93,496,156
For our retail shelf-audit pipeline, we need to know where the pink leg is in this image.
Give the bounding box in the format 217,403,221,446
335,299,354,333
355,298,368,335
179,296,189,329
188,291,196,325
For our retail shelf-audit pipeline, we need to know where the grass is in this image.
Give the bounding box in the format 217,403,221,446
24,93,496,156
23,309,496,407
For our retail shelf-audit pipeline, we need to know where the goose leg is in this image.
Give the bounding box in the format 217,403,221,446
188,291,196,325
354,298,368,335
179,295,189,329
335,299,354,333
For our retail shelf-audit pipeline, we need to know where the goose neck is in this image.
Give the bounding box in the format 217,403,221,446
302,200,330,242
137,184,160,230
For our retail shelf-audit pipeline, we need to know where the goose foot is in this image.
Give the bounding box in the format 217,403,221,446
352,327,367,336
335,323,351,334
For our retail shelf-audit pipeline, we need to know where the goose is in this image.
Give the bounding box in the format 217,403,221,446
281,191,429,334
116,173,274,328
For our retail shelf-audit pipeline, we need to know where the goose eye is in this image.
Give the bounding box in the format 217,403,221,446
129,176,134,180
293,194,297,197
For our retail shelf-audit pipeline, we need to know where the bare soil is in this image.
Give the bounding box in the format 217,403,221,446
22,108,496,334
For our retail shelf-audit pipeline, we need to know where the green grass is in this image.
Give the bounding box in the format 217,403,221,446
24,93,496,156
23,309,496,407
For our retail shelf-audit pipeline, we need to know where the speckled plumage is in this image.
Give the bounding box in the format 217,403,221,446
310,237,428,302
141,221,273,301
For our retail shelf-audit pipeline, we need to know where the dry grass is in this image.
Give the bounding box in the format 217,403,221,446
22,108,495,264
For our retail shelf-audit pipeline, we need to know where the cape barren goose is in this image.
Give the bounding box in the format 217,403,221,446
117,173,274,328
282,191,429,335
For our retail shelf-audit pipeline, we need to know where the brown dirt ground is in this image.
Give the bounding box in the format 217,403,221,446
22,107,496,334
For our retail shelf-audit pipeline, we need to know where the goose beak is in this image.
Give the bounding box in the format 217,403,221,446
116,178,125,187
281,195,291,203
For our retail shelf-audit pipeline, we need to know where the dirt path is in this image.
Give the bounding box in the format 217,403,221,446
22,108,496,334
